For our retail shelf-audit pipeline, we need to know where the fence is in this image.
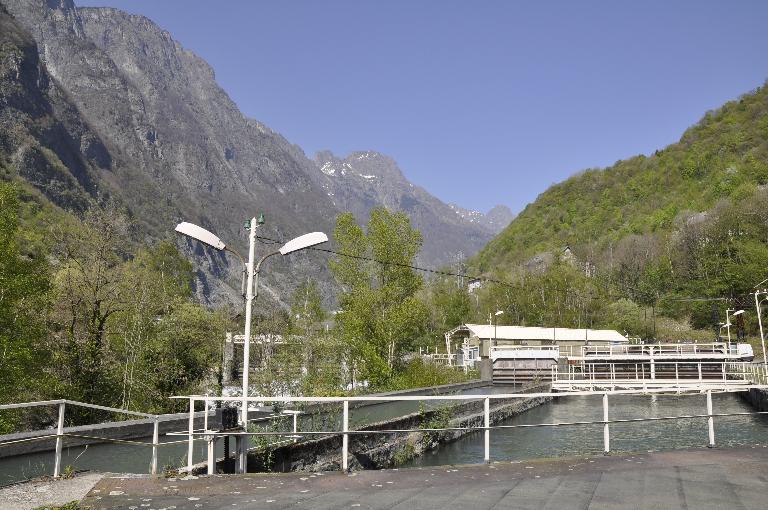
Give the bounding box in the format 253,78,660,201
579,342,740,358
172,383,768,474
552,360,768,390
4,382,768,479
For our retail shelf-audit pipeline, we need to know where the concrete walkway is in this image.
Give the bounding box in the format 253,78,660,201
0,472,104,510
79,446,768,509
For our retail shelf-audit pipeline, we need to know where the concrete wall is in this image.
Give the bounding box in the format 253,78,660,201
740,387,768,412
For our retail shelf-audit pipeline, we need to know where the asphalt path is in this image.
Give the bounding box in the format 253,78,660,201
80,446,768,509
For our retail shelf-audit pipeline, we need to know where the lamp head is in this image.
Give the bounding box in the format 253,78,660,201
279,232,328,255
732,309,745,316
175,222,225,250
495,310,504,316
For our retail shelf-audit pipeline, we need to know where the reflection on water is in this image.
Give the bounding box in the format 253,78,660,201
405,392,768,467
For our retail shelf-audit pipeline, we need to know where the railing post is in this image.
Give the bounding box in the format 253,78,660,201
292,413,298,443
706,390,715,447
207,434,216,475
698,363,702,381
484,397,490,464
188,397,195,474
53,402,65,478
675,363,679,384
722,362,726,382
342,400,349,472
151,418,159,475
603,393,609,454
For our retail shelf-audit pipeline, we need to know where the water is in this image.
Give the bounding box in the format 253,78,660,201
3,390,765,485
0,384,498,485
0,432,232,486
405,392,768,467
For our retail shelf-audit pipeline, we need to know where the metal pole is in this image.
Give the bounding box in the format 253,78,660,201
53,402,65,478
293,413,298,443
603,393,609,454
342,400,349,472
188,398,195,473
698,363,702,381
151,419,159,475
726,309,732,344
706,390,715,447
207,435,216,475
242,217,257,424
484,397,490,464
675,362,678,384
756,292,767,364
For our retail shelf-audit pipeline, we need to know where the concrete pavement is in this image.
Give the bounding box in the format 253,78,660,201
79,446,768,509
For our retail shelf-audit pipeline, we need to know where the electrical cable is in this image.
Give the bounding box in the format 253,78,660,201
254,234,513,287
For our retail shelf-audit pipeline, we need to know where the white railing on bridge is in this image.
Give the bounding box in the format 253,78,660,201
577,342,741,359
491,345,560,360
551,361,768,391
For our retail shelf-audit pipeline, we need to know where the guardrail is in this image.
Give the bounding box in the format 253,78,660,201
580,342,738,358
552,361,768,390
172,384,768,475
0,400,189,478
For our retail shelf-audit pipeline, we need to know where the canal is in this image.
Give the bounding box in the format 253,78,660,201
405,391,768,467
2,390,766,486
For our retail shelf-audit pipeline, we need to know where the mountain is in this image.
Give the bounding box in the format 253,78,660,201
475,82,768,274
314,150,513,266
1,0,514,305
2,0,343,306
0,2,108,213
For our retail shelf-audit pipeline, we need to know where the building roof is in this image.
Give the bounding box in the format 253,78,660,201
452,324,628,343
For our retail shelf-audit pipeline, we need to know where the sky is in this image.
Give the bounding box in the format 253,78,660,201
77,0,768,214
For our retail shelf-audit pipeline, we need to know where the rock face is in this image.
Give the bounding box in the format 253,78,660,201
3,0,338,306
0,2,108,212
314,150,513,266
2,0,513,304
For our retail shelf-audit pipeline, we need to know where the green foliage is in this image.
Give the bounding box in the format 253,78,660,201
477,84,768,272
0,182,51,431
470,84,768,341
386,358,474,391
331,208,429,388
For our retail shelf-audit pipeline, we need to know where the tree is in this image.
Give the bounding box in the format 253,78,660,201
331,208,428,388
0,183,50,423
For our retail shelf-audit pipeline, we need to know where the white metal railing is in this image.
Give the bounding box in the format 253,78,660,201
0,400,171,478
551,361,767,390
579,342,741,359
171,384,768,474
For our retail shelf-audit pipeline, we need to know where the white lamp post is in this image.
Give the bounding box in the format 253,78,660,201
493,310,504,349
175,219,327,472
755,290,768,364
725,309,744,344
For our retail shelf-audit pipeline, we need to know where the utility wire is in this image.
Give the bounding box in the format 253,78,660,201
254,234,513,287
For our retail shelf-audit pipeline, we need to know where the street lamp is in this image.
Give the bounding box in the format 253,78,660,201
175,220,328,425
754,290,768,364
725,309,744,344
493,310,504,349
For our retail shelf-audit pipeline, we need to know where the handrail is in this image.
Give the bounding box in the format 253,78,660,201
174,385,768,474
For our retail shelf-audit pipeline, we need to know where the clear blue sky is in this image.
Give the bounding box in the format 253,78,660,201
77,0,768,214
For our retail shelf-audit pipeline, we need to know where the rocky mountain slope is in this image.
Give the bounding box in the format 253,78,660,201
2,0,342,306
1,0,513,306
314,150,513,266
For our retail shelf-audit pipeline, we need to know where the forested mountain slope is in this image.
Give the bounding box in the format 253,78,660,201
477,84,768,271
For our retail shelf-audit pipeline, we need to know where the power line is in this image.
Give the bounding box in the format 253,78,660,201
254,234,513,287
